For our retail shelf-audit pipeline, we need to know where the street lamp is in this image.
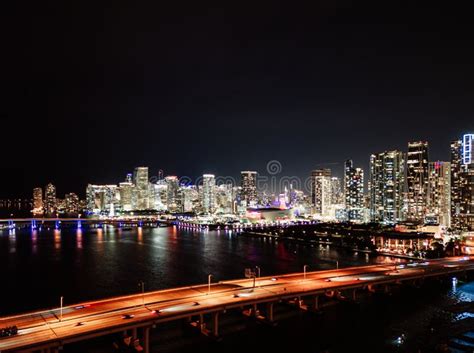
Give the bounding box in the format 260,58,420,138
60,296,64,322
208,274,213,295
304,265,308,280
138,281,145,307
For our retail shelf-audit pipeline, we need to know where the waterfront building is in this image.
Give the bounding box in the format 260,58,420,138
65,193,80,214
165,176,179,212
119,181,134,211
215,183,234,214
32,187,43,215
427,161,451,226
202,174,216,214
240,171,258,207
133,167,149,210
369,150,405,223
406,141,429,221
179,185,199,213
344,160,365,222
44,183,57,215
331,177,344,205
310,169,332,217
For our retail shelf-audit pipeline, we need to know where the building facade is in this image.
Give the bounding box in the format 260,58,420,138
427,161,451,227
369,151,405,224
406,141,429,221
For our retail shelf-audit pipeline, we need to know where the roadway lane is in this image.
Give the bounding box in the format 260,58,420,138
1,256,473,352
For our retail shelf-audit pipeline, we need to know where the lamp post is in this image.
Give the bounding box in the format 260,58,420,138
138,281,145,307
208,274,213,295
304,265,308,280
336,260,339,270
60,296,63,322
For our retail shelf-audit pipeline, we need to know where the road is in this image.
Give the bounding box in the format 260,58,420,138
0,256,473,352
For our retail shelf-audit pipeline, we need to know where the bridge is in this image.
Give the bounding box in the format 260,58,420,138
0,256,473,352
0,218,171,230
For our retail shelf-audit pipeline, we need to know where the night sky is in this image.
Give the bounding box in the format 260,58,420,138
3,1,474,198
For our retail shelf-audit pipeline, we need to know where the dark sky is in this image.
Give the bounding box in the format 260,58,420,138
3,1,474,198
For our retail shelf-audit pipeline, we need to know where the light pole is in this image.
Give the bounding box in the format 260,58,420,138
208,274,213,295
336,260,339,269
60,296,63,322
304,265,308,280
138,281,145,307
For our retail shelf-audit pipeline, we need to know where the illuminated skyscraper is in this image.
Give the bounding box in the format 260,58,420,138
344,160,365,221
133,167,149,210
311,169,332,217
32,187,43,214
451,135,474,230
406,141,429,221
44,183,57,215
451,139,463,228
331,177,344,205
427,161,451,226
369,151,405,223
65,193,80,214
119,182,134,211
216,183,233,214
165,176,179,212
202,174,216,214
240,171,258,206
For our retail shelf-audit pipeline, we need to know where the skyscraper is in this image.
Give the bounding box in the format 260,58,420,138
406,141,429,221
451,139,463,228
133,167,149,210
65,193,80,214
459,134,474,229
165,176,179,212
311,169,332,217
369,151,405,223
32,187,43,215
240,171,258,206
44,183,57,215
119,182,134,211
427,161,451,227
331,177,344,205
344,160,365,221
202,174,216,214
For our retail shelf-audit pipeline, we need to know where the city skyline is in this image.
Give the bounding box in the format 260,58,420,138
3,2,474,198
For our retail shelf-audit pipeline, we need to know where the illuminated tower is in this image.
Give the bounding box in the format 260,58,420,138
369,151,405,223
240,171,258,206
406,141,429,221
427,161,451,226
202,174,216,214
311,169,332,217
344,160,365,221
44,183,57,215
133,167,149,210
32,187,43,215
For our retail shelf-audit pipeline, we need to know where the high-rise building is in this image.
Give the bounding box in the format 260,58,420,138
344,160,365,221
32,187,43,214
65,193,80,214
216,183,233,214
240,171,258,206
202,174,216,214
311,169,332,217
179,185,199,213
133,167,149,210
369,151,405,224
165,176,179,212
451,139,464,228
331,177,344,205
459,134,474,229
86,184,118,215
406,141,429,221
427,161,451,227
119,182,134,211
44,183,57,215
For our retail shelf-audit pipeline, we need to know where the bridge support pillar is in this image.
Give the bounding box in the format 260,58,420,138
132,327,138,339
266,302,274,322
352,289,357,301
212,312,219,337
314,295,319,310
143,327,150,353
